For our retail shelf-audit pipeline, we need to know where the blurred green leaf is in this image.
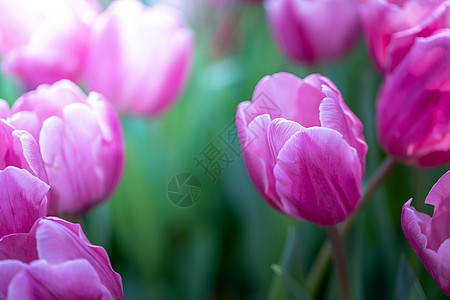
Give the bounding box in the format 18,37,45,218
395,256,427,300
270,264,311,300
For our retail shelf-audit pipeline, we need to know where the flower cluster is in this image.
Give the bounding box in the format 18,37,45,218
235,0,450,295
0,0,195,298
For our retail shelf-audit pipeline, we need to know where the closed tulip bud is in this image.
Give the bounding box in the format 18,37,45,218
84,0,195,116
402,171,450,296
8,80,125,216
0,0,99,89
376,30,450,167
264,0,360,64
360,0,449,73
0,217,123,299
0,119,49,238
236,72,367,226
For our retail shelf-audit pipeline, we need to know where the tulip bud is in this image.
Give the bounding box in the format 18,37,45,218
8,80,125,216
360,0,449,73
264,0,360,64
376,30,450,167
0,217,123,299
236,72,367,226
0,119,49,238
401,171,450,296
0,0,99,89
84,0,195,116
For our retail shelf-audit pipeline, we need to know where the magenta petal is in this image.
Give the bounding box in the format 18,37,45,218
0,260,27,299
0,100,9,119
274,127,361,226
0,167,48,238
12,130,48,183
319,95,367,171
401,172,450,296
35,217,123,299
0,232,38,263
248,72,304,124
377,30,450,167
7,259,106,300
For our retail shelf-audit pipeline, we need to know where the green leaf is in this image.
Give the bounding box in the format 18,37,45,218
395,256,427,300
270,264,311,300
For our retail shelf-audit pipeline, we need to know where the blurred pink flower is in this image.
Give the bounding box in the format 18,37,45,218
376,30,450,167
0,0,99,89
84,0,195,116
236,72,367,226
402,171,450,296
264,0,360,64
0,118,49,239
0,216,123,299
360,0,450,73
7,80,125,216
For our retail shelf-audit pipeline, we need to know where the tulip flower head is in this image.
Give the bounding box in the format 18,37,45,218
236,72,367,226
0,0,99,89
0,217,123,299
360,0,450,73
402,171,450,296
84,0,195,116
264,0,360,64
7,80,125,216
376,30,450,167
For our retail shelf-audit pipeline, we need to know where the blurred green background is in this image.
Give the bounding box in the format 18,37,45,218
1,2,448,299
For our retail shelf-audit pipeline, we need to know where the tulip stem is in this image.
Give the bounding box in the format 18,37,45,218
306,156,397,296
327,225,351,300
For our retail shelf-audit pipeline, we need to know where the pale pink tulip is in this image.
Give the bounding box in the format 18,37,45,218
8,80,125,216
0,0,99,89
84,0,195,116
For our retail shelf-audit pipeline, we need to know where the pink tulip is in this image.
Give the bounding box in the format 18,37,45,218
236,72,367,226
402,171,450,296
0,216,123,299
0,119,49,238
264,0,360,64
0,0,99,89
84,0,195,116
7,80,125,216
360,0,450,73
376,30,450,167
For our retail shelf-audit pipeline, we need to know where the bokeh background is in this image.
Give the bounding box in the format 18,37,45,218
0,1,448,299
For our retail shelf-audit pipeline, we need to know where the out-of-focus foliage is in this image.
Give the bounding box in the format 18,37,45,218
0,2,448,299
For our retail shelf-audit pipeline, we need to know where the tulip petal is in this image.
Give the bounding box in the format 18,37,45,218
0,167,48,238
0,232,38,263
0,100,9,119
0,260,27,299
36,217,123,299
7,259,107,300
274,127,361,226
377,30,450,167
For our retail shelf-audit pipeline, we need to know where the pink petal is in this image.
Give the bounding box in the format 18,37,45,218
0,260,27,299
377,30,450,167
7,259,108,300
274,127,361,226
35,217,123,299
0,167,48,238
0,100,9,119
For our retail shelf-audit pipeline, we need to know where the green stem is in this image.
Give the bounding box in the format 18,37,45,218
327,226,351,300
306,156,397,296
